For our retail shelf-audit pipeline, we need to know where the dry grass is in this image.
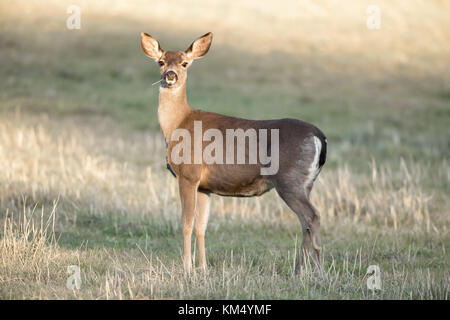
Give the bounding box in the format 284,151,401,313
0,112,446,230
0,112,448,299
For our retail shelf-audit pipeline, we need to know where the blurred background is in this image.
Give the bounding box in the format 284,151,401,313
0,0,449,299
1,0,449,167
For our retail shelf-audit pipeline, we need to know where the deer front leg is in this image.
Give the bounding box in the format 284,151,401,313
178,177,198,273
195,191,210,271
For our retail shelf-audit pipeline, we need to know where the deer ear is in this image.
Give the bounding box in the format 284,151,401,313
141,32,163,61
185,32,213,60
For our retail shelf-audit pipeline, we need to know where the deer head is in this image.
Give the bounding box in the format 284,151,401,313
141,32,213,89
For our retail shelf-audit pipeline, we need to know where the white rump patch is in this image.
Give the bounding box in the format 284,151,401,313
304,136,322,190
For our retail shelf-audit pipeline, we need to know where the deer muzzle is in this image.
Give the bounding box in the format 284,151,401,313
164,71,178,86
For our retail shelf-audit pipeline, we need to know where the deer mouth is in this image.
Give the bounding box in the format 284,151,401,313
164,71,178,86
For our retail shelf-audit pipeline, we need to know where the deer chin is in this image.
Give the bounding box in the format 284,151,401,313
160,79,177,89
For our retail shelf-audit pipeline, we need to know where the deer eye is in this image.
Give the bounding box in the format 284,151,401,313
182,62,188,68
158,61,164,66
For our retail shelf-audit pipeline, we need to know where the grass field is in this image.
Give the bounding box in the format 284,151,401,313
0,0,449,299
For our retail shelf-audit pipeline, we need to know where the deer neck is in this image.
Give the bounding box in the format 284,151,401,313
158,84,192,142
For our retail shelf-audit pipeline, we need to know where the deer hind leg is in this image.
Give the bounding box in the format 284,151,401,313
195,190,211,271
304,199,321,267
304,180,322,267
275,184,321,273
178,178,198,273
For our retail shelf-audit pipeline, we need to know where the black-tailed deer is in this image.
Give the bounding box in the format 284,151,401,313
141,32,327,273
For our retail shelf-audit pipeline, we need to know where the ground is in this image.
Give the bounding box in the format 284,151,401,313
0,0,448,299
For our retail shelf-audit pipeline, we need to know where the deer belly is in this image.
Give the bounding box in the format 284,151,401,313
200,167,274,197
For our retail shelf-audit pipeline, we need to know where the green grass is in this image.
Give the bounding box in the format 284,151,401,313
1,204,447,299
2,28,448,172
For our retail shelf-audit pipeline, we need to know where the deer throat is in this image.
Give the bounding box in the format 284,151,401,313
158,85,192,142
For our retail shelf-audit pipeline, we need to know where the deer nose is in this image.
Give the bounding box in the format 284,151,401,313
164,71,178,84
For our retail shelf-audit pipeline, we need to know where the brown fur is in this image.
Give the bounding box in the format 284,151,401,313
141,32,327,273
